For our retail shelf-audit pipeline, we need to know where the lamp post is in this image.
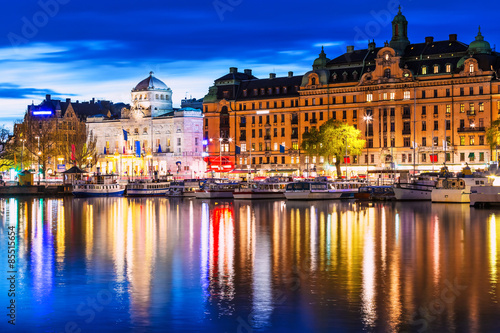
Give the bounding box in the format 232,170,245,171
363,115,372,182
35,136,40,184
20,139,26,171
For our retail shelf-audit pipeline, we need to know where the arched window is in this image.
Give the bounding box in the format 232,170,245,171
469,63,474,73
160,95,164,100
155,94,159,99
311,77,316,85
384,69,391,78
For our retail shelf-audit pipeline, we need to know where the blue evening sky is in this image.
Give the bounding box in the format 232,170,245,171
1,0,499,128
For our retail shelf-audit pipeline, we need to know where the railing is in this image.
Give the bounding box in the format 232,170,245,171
402,113,411,119
402,129,411,135
466,110,476,116
291,118,299,125
310,118,318,124
264,135,272,140
457,126,485,132
240,122,246,128
291,134,299,139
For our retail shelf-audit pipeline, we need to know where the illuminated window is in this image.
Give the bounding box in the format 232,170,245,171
460,136,465,146
470,103,475,112
434,65,439,73
383,93,387,100
460,104,465,112
422,66,427,75
390,92,395,100
446,64,451,73
292,142,299,150
446,105,451,114
291,156,294,164
469,63,474,73
274,143,278,151
469,136,475,145
366,93,373,102
404,91,410,100
479,102,484,112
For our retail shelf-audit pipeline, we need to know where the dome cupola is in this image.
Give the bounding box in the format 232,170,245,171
468,26,492,55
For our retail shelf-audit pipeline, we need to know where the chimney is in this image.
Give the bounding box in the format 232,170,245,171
91,98,95,104
66,98,71,103
269,73,276,79
368,39,376,51
346,45,354,53
46,94,51,101
288,71,294,77
244,69,252,75
449,34,457,42
229,67,238,73
425,36,434,43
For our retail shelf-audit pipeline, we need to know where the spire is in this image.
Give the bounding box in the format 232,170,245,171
149,71,154,76
390,7,410,53
312,46,330,70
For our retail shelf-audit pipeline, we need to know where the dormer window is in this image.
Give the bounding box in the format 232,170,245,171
253,89,258,96
353,71,358,80
433,65,439,73
446,64,451,73
385,54,389,61
268,88,273,95
469,63,474,73
311,77,316,85
422,66,427,75
243,90,248,97
223,91,229,98
260,88,265,95
384,69,391,78
283,87,287,94
275,87,280,94
342,72,348,81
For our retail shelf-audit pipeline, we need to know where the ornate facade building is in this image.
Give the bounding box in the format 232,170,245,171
87,72,205,178
203,8,500,177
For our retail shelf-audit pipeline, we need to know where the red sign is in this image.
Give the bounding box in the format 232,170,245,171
204,156,235,172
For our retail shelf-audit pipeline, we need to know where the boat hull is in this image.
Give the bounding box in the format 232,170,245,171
431,189,469,203
195,190,234,199
285,191,343,200
470,186,500,207
73,189,125,197
126,189,169,196
233,191,285,200
393,186,432,201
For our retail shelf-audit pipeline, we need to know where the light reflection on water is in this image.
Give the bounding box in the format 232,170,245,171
0,198,499,332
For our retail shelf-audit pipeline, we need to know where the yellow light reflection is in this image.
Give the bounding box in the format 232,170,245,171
489,214,498,287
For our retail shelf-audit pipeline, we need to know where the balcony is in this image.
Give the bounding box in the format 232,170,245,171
240,122,246,128
291,118,299,125
291,134,299,139
264,135,271,141
457,126,485,132
310,118,318,124
466,110,476,116
402,113,411,119
402,129,411,135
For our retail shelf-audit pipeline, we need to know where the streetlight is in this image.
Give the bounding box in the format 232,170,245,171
35,136,40,184
20,138,26,171
363,114,372,182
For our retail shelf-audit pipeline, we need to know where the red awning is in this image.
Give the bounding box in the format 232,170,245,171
204,156,235,172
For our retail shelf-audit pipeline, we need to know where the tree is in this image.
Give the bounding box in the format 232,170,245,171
486,119,500,162
59,121,97,168
0,125,15,171
302,119,365,178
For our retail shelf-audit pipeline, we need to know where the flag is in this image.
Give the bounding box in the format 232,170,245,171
279,144,285,153
158,144,162,153
123,129,128,141
235,145,241,154
344,156,351,164
442,140,448,150
71,144,76,161
430,154,438,163
104,146,107,155
135,141,141,157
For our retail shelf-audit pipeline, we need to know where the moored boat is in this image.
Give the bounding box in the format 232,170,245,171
431,165,491,203
355,185,395,201
195,179,239,199
284,181,343,200
126,180,170,196
168,179,202,197
233,176,291,200
72,174,125,197
470,186,500,207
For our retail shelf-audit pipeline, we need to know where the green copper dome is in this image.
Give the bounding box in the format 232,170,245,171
392,5,408,24
313,46,330,70
468,26,492,54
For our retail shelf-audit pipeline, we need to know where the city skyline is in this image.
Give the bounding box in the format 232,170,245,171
1,0,499,128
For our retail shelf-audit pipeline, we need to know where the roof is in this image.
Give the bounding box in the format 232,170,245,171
133,72,169,91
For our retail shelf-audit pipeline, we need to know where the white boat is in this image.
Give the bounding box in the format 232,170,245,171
195,180,239,199
233,176,291,200
393,172,439,201
431,177,491,203
331,180,366,199
284,181,343,200
73,174,125,197
126,180,170,196
470,186,500,207
168,179,202,197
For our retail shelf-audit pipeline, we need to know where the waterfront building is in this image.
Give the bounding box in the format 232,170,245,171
203,8,500,177
86,72,205,178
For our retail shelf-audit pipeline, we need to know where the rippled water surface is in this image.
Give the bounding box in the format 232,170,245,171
1,197,500,332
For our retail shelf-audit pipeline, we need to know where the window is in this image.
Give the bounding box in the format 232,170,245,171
332,111,336,119
460,119,465,128
274,143,278,151
366,93,373,102
343,110,347,119
479,135,484,145
422,66,427,75
460,104,465,113
434,121,438,130
433,137,438,146
241,143,246,152
390,122,395,132
446,89,450,97
446,153,451,162
460,136,465,146
409,154,412,163
177,138,181,146
469,63,474,73
469,136,475,145
479,87,483,95
404,91,410,100
446,64,451,73
422,90,426,98
402,154,406,163
460,88,464,96
445,120,450,130
470,87,474,95
446,105,451,114
281,114,285,122
480,152,485,161
259,143,263,151
422,137,427,146
469,103,475,113
292,142,299,150
383,93,387,100
371,154,375,163
422,106,426,115
384,69,391,78
273,114,277,123
273,128,277,137
404,137,410,147
353,110,357,119
319,112,323,120
304,127,309,133
281,128,285,137
259,129,262,137
434,90,438,98
434,65,439,73
390,92,395,100
259,116,262,124
460,153,465,161
252,129,255,138
479,102,484,112
422,121,427,131
434,105,438,115
422,154,427,162
304,100,308,106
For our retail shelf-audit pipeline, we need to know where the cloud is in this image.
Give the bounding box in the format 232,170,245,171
0,83,68,99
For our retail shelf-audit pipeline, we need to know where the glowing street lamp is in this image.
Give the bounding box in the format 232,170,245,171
363,114,372,181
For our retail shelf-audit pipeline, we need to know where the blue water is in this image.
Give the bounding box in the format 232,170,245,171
1,197,500,332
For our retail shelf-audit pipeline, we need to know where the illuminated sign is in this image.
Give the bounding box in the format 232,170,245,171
256,110,269,114
203,140,208,146
32,111,52,116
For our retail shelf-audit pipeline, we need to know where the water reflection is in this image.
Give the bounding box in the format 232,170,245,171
1,198,500,332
